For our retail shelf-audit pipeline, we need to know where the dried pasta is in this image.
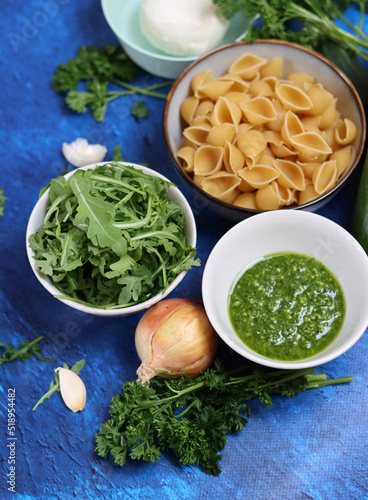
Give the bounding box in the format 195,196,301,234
176,53,358,210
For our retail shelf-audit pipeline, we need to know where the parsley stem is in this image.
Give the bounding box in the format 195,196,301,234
112,78,170,99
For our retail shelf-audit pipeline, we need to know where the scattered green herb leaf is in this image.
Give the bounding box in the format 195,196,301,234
0,189,5,217
29,162,199,309
95,360,353,475
52,45,172,121
0,336,54,365
112,145,124,162
132,101,149,120
32,359,85,411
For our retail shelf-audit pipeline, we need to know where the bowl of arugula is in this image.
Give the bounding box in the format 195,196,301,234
26,162,199,316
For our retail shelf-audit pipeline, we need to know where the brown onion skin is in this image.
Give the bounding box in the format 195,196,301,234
135,298,218,383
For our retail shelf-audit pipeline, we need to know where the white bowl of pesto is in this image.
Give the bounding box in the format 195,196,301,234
202,210,368,369
26,162,198,316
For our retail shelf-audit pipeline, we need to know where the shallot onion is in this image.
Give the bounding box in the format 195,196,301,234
135,298,218,384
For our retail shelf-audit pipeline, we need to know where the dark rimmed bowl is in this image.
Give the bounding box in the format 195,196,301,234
163,40,366,222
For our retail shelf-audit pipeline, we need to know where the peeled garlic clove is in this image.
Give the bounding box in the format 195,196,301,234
56,367,86,412
62,137,107,167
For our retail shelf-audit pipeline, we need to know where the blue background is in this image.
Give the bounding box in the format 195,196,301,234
1,1,367,499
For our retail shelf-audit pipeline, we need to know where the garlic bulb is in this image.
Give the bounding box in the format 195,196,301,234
135,298,218,384
56,367,86,412
62,138,107,167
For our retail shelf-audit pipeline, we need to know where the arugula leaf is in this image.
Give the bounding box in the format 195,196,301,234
32,359,85,411
95,360,353,475
29,163,200,309
52,45,172,121
0,336,54,365
0,189,5,217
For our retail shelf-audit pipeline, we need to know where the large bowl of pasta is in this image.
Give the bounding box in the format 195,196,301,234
163,40,366,222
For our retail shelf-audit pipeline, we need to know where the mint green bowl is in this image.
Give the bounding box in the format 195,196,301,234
101,0,252,79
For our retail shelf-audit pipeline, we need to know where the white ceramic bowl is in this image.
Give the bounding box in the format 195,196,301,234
202,210,368,369
164,40,366,222
101,0,253,79
26,162,197,316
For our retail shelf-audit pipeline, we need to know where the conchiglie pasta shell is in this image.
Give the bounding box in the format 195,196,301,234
249,80,273,97
270,142,298,158
201,172,241,202
206,123,237,147
177,146,196,172
286,72,315,87
224,91,251,104
255,154,275,168
304,87,334,116
256,181,281,210
334,118,357,145
276,183,295,205
260,58,283,79
296,161,320,179
194,100,214,118
228,53,268,80
210,96,242,126
193,174,205,187
273,159,305,190
218,73,250,92
191,70,213,94
263,99,285,132
239,97,277,126
301,116,321,130
233,192,258,209
330,146,352,177
238,165,279,189
182,122,211,146
312,160,337,194
196,79,234,101
298,183,320,205
263,76,279,95
290,131,332,157
281,111,304,144
189,115,211,127
223,140,245,174
276,83,313,112
318,98,339,130
237,130,267,159
193,145,223,176
180,96,199,124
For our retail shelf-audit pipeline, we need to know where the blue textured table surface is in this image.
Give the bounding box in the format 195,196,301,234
1,2,367,499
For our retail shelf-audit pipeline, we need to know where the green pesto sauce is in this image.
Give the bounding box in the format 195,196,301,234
228,252,345,361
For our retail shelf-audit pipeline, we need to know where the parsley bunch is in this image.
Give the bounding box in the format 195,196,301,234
95,361,352,475
214,1,368,106
52,45,171,121
215,0,368,60
29,163,199,309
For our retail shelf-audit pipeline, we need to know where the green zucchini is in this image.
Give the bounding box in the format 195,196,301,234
351,147,368,253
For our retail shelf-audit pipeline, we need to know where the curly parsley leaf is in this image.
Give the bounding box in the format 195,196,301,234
52,45,172,121
95,361,352,475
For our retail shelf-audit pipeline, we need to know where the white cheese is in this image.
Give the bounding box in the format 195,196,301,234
139,0,230,57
